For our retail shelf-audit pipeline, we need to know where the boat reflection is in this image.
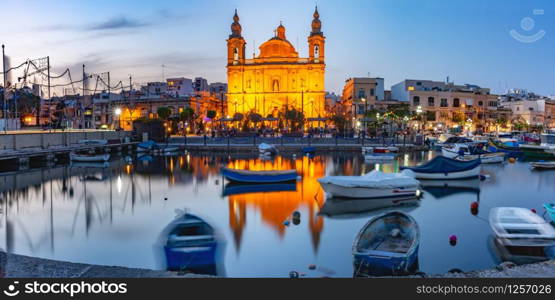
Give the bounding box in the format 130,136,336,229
222,182,297,197
319,196,420,219
488,236,555,266
155,210,226,276
420,179,480,199
353,211,420,277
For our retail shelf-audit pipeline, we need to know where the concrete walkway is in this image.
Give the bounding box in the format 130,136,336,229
2,253,208,278
3,252,554,278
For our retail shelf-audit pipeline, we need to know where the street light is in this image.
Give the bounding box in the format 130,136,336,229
114,107,122,130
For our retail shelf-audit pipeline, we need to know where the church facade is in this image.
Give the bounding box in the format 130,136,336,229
226,7,326,120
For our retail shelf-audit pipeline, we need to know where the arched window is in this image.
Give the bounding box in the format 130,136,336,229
272,79,279,91
314,45,320,58
233,48,239,61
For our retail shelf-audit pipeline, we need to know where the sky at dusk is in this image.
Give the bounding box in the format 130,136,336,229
1,0,554,96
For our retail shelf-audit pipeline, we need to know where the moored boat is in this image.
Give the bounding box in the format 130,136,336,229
352,211,420,277
156,211,225,276
317,170,420,199
258,143,278,156
70,152,110,162
489,207,555,247
400,156,481,180
456,152,505,164
221,167,298,183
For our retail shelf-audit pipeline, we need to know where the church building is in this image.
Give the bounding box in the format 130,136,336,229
226,7,326,120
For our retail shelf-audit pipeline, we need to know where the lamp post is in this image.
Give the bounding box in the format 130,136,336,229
361,97,367,135
416,105,423,131
114,107,122,130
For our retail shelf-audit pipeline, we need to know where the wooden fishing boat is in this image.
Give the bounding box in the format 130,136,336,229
456,152,505,164
70,152,110,162
353,211,420,277
318,170,420,199
400,156,481,180
221,167,298,183
156,211,225,276
489,207,555,247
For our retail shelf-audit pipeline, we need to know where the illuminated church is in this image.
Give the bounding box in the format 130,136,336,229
226,7,326,120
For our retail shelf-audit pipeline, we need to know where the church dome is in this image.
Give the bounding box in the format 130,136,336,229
258,24,299,58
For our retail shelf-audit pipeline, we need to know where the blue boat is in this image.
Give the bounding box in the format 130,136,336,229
222,182,296,197
302,146,316,154
545,203,555,223
353,211,420,277
221,167,298,183
400,156,481,180
157,212,225,276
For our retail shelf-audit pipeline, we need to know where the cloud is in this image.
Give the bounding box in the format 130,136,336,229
86,16,149,31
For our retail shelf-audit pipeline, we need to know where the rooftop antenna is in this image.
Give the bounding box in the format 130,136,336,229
161,64,166,81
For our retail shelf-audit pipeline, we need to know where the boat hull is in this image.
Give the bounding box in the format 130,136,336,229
221,167,297,183
319,182,419,199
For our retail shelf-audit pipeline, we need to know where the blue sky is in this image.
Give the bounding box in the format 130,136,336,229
1,0,554,95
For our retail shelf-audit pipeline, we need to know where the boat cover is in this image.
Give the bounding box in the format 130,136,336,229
258,143,275,151
318,170,419,189
400,156,480,174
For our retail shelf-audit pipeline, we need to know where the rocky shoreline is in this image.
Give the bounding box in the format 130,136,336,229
3,253,554,278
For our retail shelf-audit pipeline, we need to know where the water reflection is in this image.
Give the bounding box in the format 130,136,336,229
1,151,555,277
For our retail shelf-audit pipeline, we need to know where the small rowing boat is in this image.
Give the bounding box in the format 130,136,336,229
489,207,555,247
221,167,298,183
353,211,420,277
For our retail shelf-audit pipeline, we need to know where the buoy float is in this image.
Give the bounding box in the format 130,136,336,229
470,202,479,215
283,220,291,226
289,271,299,278
531,208,537,214
508,157,516,163
449,235,458,246
308,264,316,270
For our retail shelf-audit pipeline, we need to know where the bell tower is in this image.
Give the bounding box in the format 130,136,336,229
227,9,246,66
308,6,325,63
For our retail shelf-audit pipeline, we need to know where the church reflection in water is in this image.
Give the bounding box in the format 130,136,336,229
225,156,326,253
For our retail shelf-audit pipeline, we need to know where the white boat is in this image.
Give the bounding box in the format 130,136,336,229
317,170,420,199
441,143,472,158
489,207,555,247
258,143,277,156
456,152,505,164
400,156,481,180
70,152,110,162
530,161,555,170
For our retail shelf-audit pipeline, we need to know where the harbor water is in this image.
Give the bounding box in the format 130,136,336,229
0,151,554,277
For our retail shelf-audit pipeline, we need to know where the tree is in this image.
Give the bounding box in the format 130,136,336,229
233,112,244,122
284,108,304,131
207,110,217,120
180,107,195,121
157,107,172,120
